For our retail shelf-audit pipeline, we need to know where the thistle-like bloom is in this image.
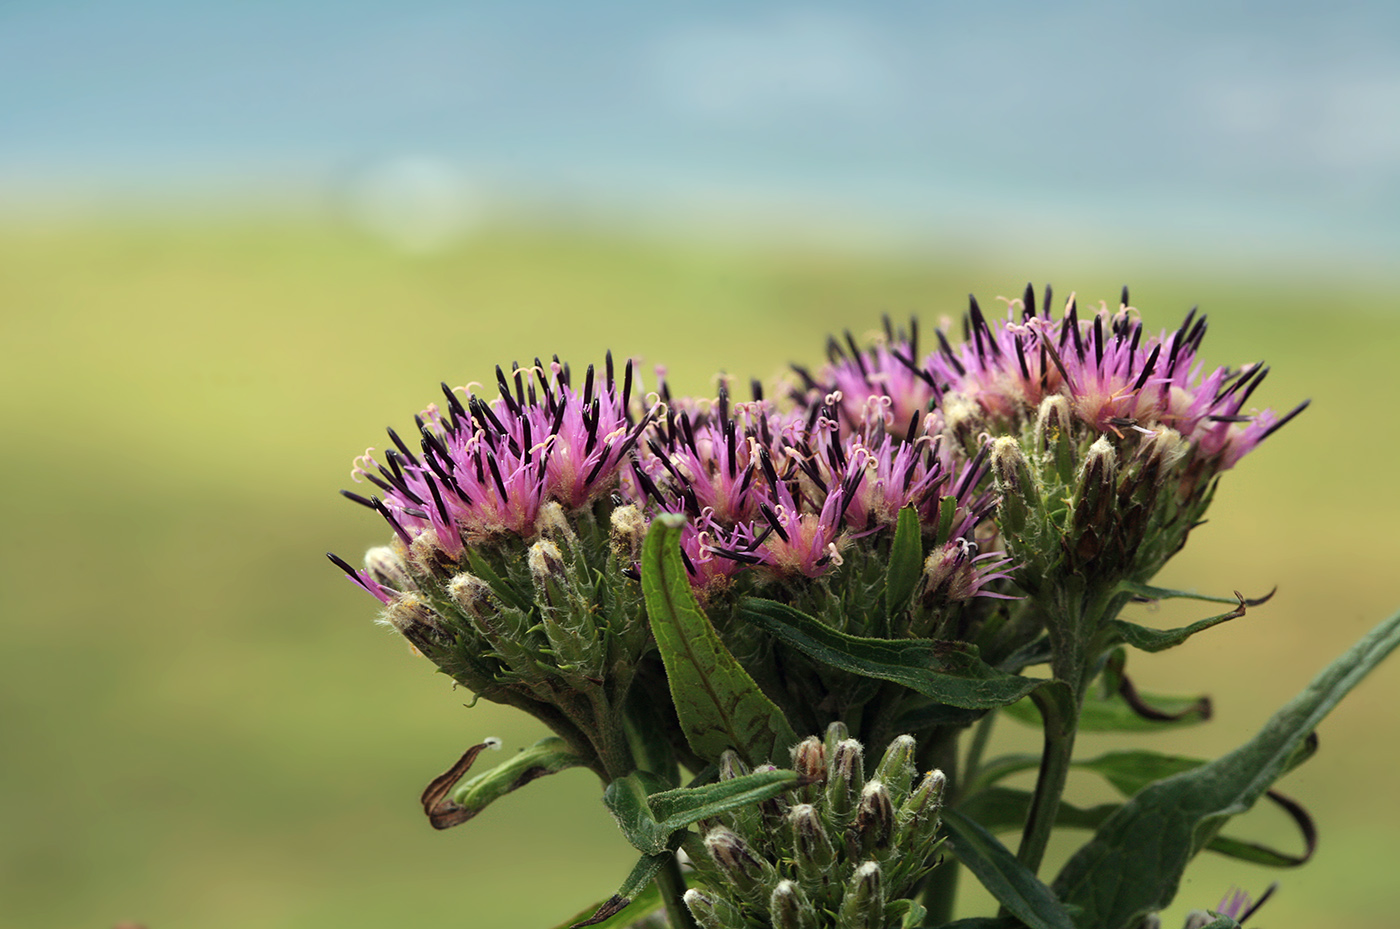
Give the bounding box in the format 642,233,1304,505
341,353,656,559
927,286,1307,472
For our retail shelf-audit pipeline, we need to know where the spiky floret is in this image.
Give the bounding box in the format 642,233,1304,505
342,353,657,558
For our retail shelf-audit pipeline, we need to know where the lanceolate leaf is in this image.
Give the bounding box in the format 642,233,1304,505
567,853,670,928
420,737,586,830
940,808,1077,929
1054,606,1400,929
1100,593,1248,653
738,598,1043,709
641,514,799,764
885,506,924,614
603,764,799,856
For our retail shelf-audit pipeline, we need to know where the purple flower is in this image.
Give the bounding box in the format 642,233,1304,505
341,354,657,558
928,287,1307,472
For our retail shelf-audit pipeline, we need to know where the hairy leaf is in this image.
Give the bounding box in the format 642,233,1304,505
941,807,1077,929
1054,607,1400,929
567,853,670,928
642,514,799,764
739,598,1043,709
886,505,924,614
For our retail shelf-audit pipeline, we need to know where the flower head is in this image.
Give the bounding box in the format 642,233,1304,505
342,353,656,559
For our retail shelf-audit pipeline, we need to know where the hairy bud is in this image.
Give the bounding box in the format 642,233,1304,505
838,861,885,929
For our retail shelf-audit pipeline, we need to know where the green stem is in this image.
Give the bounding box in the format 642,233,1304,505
961,710,998,786
654,853,697,929
1013,693,1077,875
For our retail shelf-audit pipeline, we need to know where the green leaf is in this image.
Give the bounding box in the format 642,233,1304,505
1054,606,1400,929
1116,580,1250,605
565,853,670,928
1003,689,1210,733
886,505,924,614
884,897,928,928
448,736,587,810
1100,594,1248,653
738,597,1044,709
420,737,587,830
941,807,1077,929
604,768,799,856
641,514,799,764
648,769,799,835
934,919,1027,929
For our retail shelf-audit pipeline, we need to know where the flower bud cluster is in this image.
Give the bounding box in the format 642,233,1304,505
683,727,946,929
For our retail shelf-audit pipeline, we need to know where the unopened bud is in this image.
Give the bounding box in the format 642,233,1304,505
1134,915,1161,929
1069,436,1118,565
770,879,817,929
448,572,495,619
788,803,836,884
1122,428,1185,508
364,546,416,593
871,734,917,806
823,721,850,760
684,888,745,929
791,736,827,797
854,780,894,856
826,739,865,823
704,827,777,904
383,594,451,653
534,500,575,542
1035,395,1077,484
610,504,647,566
896,768,946,851
838,861,885,929
408,527,457,575
527,538,574,618
990,437,1040,536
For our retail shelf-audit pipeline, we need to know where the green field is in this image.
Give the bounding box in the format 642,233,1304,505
1,216,1397,928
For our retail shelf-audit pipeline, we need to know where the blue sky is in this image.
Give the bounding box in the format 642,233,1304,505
3,2,1397,260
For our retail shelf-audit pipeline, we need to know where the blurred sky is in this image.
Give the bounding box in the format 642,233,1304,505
2,1,1398,262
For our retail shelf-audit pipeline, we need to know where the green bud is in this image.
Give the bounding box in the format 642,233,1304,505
837,861,885,929
684,889,746,929
896,768,946,852
871,734,917,806
527,539,568,604
533,500,576,543
788,803,837,885
1069,436,1118,566
770,879,817,929
854,780,894,857
1035,395,1077,485
823,721,850,761
704,827,778,906
826,739,865,824
791,736,827,802
382,594,451,653
990,436,1040,538
364,545,416,593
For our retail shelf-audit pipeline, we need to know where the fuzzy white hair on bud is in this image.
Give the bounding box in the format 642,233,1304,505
483,737,502,750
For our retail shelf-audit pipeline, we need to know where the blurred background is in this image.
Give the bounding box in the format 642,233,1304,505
1,3,1397,928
